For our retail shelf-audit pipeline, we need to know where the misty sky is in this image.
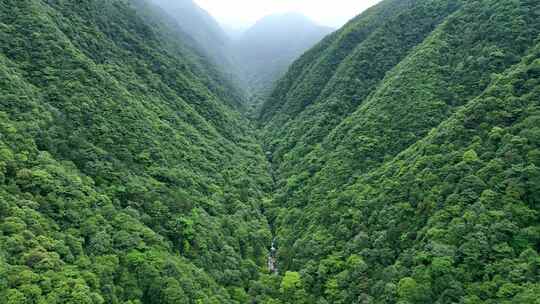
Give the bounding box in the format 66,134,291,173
194,0,382,29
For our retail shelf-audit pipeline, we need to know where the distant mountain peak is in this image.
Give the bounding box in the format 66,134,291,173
231,11,334,103
257,11,312,22
248,12,332,33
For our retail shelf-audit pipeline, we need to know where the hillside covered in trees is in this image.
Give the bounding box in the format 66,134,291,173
147,0,235,72
260,0,540,302
0,0,273,303
0,0,539,303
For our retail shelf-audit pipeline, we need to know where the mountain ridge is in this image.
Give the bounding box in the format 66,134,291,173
148,0,231,66
231,12,335,106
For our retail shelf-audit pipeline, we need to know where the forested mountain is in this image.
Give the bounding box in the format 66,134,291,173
231,13,334,105
1,0,539,303
260,0,540,303
148,0,232,69
142,3,334,107
0,0,274,303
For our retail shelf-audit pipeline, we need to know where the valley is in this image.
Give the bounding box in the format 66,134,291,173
0,0,539,303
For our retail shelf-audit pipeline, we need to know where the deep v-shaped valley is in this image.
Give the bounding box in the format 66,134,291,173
0,0,539,303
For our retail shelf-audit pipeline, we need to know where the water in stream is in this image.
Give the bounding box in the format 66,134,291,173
268,237,278,274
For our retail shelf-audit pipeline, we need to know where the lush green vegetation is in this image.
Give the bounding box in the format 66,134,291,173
260,0,540,302
0,0,274,303
147,0,235,73
1,0,539,303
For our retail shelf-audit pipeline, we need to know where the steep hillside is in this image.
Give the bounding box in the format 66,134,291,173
148,0,232,68
232,13,334,105
260,0,540,302
0,0,273,303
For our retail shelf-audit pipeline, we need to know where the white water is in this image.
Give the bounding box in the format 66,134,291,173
268,237,278,274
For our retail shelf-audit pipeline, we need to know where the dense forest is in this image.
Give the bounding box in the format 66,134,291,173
0,0,539,303
260,0,540,303
0,0,273,303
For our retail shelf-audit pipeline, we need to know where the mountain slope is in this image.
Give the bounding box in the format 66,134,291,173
136,0,248,107
148,0,231,66
0,0,273,303
232,13,334,104
260,0,540,302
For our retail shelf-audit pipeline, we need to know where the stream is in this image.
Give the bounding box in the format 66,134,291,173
268,237,278,274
